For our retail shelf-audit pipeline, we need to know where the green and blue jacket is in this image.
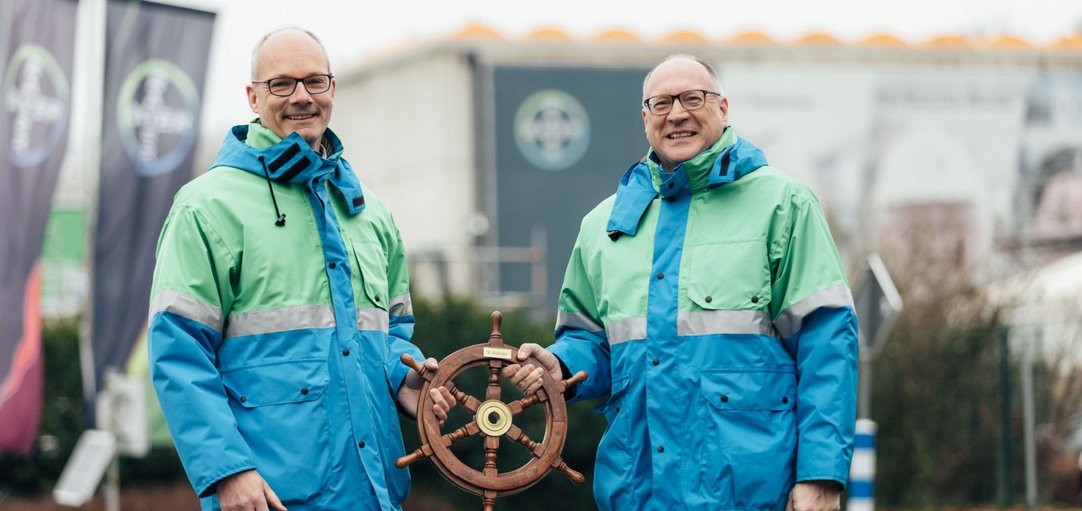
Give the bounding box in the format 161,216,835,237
548,127,859,510
148,123,421,510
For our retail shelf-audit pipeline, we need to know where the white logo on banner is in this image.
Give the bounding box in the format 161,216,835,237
117,59,199,177
3,44,69,167
514,89,590,171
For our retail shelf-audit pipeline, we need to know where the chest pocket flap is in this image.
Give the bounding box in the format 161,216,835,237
348,237,390,310
686,238,771,310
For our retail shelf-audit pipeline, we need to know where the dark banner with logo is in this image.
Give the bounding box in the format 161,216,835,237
88,0,215,425
0,0,77,455
492,66,649,311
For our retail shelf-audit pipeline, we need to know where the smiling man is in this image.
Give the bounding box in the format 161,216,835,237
506,54,860,510
148,28,454,511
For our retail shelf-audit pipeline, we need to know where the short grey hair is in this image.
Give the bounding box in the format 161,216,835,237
250,27,331,80
642,54,725,100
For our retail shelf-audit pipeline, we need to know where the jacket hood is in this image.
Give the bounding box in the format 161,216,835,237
606,127,767,237
211,123,366,216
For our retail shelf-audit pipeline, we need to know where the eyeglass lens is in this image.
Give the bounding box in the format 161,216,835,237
266,75,331,97
647,90,708,114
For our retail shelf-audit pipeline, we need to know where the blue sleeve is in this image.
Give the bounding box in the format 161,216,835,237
770,188,860,487
149,312,255,497
548,326,611,403
547,240,612,402
386,310,423,391
383,220,423,391
784,306,859,486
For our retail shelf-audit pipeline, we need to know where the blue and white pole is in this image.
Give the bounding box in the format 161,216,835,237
847,419,877,511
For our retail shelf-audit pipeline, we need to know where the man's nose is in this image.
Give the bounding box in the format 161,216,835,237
668,99,692,118
288,84,314,102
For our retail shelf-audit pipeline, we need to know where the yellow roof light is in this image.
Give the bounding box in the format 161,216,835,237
727,30,776,45
796,32,841,45
592,28,639,42
526,26,571,41
452,22,502,40
661,30,709,43
859,33,907,47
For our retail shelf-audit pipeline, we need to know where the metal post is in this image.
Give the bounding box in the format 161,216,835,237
998,327,1013,505
847,419,877,511
529,225,547,321
1021,336,1037,511
858,348,873,420
104,457,119,511
77,0,107,429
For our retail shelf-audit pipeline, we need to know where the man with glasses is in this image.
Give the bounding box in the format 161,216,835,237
506,55,858,510
148,27,454,511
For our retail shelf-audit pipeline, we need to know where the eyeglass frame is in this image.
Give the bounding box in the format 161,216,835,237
251,73,335,98
642,89,722,116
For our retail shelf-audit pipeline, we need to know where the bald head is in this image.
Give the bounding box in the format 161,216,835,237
250,27,330,81
642,54,724,100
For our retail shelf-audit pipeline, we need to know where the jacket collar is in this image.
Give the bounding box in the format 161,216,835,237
606,127,767,238
211,123,366,215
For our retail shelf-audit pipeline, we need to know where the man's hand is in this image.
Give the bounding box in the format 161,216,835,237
501,343,562,396
216,469,286,511
786,480,842,511
397,357,456,426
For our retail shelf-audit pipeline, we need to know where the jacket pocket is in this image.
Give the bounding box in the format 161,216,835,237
348,237,390,311
592,377,640,508
594,376,630,419
594,377,631,458
697,368,797,508
220,359,331,503
685,238,771,311
700,368,795,412
222,359,329,407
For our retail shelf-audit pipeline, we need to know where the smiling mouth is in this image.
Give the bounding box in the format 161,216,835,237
666,131,696,139
284,113,318,121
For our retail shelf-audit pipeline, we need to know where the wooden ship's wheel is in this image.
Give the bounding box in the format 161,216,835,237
396,311,587,510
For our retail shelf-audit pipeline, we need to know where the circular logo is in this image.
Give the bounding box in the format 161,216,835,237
3,44,70,168
513,89,590,171
116,59,200,177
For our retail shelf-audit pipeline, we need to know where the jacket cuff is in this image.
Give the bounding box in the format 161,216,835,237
195,463,257,498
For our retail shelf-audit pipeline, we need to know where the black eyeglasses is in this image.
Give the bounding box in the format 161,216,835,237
643,89,721,115
252,73,334,97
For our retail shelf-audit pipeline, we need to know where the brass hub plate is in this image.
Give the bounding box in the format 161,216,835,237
475,399,513,437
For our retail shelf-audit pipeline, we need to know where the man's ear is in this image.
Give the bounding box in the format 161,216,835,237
246,84,259,114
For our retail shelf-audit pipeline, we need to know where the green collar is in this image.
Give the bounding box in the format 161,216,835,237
646,127,738,191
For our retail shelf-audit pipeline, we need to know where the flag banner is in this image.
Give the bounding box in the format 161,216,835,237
88,0,215,427
0,0,78,455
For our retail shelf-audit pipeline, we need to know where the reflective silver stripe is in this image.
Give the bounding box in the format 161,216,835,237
389,294,412,317
774,284,854,340
677,309,774,337
149,289,223,333
225,305,334,339
556,311,604,333
607,317,646,345
357,307,390,333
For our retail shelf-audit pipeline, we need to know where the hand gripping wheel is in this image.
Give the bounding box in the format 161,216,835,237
396,311,587,510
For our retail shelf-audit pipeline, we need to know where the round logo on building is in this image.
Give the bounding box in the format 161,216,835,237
116,59,200,177
513,89,590,171
3,43,70,168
